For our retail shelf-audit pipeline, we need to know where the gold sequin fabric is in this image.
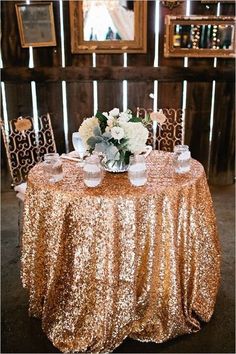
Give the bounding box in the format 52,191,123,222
21,151,221,353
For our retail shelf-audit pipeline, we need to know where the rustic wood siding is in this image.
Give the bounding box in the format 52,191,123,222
1,0,235,185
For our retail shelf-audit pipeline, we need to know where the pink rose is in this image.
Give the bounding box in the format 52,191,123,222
150,110,166,125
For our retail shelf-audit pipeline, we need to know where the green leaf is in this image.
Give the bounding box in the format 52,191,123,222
124,151,132,164
118,139,128,149
93,125,102,137
129,116,142,123
87,136,103,149
103,131,112,139
96,111,107,123
96,111,108,133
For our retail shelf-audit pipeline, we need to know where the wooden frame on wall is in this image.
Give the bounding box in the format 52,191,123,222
15,2,56,48
164,15,236,58
201,1,235,3
69,0,147,54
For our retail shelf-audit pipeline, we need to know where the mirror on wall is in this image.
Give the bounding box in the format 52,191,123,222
164,16,236,58
69,0,147,53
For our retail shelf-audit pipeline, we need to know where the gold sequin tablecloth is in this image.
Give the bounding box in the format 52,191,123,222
21,151,220,353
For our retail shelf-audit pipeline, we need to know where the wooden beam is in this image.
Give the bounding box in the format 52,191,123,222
1,66,234,82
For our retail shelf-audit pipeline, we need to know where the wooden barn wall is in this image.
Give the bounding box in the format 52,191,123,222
1,0,235,185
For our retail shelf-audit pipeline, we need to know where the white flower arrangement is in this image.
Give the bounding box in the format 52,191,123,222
79,108,149,166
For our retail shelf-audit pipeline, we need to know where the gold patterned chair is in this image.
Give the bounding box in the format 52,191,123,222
1,113,57,201
137,107,184,151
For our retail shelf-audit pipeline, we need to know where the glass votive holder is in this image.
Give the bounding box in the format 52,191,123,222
83,156,103,188
128,155,147,187
173,145,191,174
43,153,63,183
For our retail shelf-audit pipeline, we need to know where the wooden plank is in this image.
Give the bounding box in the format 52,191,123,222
219,1,235,16
185,1,218,172
96,54,123,67
62,0,93,152
158,1,186,109
185,77,213,171
216,0,235,70
1,0,30,174
1,1,29,67
36,83,65,154
128,0,155,67
31,2,65,153
63,0,92,67
95,35,123,113
66,82,93,151
208,2,235,185
32,1,62,67
184,82,214,168
4,83,32,119
158,81,183,109
97,81,123,113
127,1,155,112
0,90,8,172
209,82,235,185
2,66,234,82
127,81,154,114
159,1,186,67
62,0,73,66
188,0,218,68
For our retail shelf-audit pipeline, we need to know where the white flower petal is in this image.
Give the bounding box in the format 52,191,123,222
121,122,149,154
109,108,119,117
107,117,115,127
78,117,99,149
102,112,109,118
118,112,130,122
110,126,125,140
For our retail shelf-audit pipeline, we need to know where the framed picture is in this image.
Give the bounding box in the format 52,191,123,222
69,0,147,53
165,15,236,58
15,2,56,48
201,1,235,3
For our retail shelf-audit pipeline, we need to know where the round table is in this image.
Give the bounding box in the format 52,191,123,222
21,151,220,353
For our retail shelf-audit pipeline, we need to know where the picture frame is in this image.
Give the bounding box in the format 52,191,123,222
15,2,56,48
201,1,235,3
69,0,147,54
164,15,236,58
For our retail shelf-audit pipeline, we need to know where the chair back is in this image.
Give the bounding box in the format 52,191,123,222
1,113,56,186
137,107,183,151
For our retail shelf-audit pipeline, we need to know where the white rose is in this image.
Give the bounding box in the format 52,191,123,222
110,126,125,141
109,108,119,117
107,116,115,127
102,112,109,119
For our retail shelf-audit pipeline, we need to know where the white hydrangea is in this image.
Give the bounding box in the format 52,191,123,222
78,116,99,148
111,126,125,141
118,111,131,123
121,122,149,154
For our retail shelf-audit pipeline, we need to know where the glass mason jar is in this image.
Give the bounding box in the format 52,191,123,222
43,153,63,183
173,145,191,174
128,155,147,187
83,155,103,187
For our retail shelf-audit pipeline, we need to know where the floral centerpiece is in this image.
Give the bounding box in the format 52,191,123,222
79,108,149,172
